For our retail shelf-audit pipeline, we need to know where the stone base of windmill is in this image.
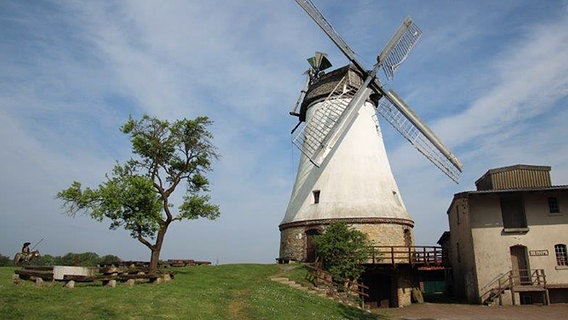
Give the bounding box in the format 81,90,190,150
279,218,414,262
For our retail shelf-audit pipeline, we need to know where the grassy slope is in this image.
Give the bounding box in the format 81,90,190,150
0,265,387,320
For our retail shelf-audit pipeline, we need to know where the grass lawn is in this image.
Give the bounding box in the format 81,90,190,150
0,265,388,320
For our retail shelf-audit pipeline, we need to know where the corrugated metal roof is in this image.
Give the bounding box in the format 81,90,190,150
475,164,552,191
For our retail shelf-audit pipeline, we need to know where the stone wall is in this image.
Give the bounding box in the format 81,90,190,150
279,226,306,261
279,219,415,261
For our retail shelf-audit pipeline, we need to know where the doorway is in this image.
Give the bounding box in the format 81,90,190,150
305,228,320,262
361,270,393,308
510,245,531,285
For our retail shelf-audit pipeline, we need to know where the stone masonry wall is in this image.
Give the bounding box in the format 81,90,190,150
279,221,414,261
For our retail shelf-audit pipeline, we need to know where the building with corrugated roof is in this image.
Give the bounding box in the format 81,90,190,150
444,164,568,305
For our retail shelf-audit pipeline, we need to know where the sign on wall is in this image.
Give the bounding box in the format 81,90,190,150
529,250,549,256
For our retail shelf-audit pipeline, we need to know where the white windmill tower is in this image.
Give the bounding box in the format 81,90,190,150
279,0,463,262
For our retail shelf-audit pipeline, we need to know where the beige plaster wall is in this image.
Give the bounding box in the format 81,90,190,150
468,191,568,303
448,197,479,303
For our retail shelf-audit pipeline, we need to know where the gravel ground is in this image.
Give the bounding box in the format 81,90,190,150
380,303,568,320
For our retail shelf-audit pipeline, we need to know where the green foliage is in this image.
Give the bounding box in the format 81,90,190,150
1,251,122,267
0,254,12,266
33,254,56,267
6,252,121,267
56,115,220,271
313,222,372,286
0,265,382,320
99,254,121,266
56,252,101,266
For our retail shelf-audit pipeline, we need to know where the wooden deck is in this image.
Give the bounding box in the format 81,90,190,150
366,246,444,267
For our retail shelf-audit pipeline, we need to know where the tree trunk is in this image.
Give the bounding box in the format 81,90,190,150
148,225,168,273
149,247,161,274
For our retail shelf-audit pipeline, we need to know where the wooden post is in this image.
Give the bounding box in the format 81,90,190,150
543,269,550,305
498,278,502,306
509,273,515,306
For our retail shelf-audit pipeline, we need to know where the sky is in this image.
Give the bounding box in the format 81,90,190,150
1,0,568,264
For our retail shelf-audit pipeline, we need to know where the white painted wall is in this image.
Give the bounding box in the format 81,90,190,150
281,98,412,225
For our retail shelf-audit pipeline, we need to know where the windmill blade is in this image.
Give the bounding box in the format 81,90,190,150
293,63,381,166
290,72,311,116
378,17,422,80
295,0,368,77
292,74,356,165
312,65,381,165
378,90,463,182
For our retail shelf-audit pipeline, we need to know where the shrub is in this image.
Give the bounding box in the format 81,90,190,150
313,222,372,289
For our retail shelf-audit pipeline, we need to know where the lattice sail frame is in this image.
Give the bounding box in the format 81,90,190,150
294,0,463,182
378,92,462,182
379,17,422,81
292,75,358,166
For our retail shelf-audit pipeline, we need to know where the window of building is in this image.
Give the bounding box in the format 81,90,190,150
313,190,320,204
548,197,560,214
403,228,412,247
555,244,567,266
500,194,527,230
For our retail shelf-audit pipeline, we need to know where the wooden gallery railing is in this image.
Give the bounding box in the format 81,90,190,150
367,246,444,266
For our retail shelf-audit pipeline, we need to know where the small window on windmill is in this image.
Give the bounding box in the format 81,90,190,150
313,190,320,204
392,190,402,206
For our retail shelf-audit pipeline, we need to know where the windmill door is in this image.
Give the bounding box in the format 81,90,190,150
510,245,531,285
305,229,320,262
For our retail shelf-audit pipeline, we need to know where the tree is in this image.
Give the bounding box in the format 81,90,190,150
56,252,101,266
99,254,121,266
33,254,56,267
0,254,12,266
57,115,220,273
312,222,372,289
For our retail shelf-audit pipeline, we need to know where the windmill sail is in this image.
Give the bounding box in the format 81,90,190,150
379,90,463,182
378,17,422,80
294,0,463,182
292,74,356,165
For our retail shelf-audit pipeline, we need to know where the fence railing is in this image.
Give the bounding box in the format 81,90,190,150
367,246,444,266
479,269,547,305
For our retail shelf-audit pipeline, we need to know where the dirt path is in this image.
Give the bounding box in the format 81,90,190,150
380,303,568,320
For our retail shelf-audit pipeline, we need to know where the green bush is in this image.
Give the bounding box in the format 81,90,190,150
0,254,12,266
313,222,372,288
99,254,121,266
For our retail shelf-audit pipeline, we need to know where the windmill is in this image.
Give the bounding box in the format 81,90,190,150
279,0,463,262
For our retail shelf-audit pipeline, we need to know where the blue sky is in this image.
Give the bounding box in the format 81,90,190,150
1,0,567,264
